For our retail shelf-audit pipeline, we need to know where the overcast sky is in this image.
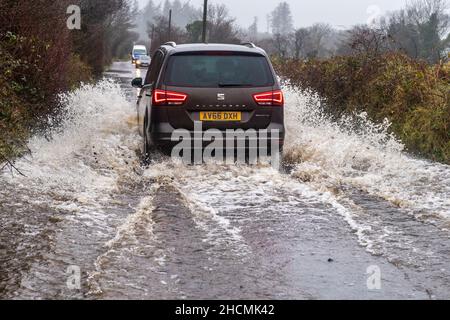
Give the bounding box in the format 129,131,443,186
137,0,410,30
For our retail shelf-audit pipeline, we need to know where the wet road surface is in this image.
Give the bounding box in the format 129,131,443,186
1,62,449,300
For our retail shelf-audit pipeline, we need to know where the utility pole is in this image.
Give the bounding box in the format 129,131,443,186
168,9,172,41
202,0,208,43
150,24,155,53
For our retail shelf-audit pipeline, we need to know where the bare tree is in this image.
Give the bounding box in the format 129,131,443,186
305,23,333,58
135,0,162,41
408,0,449,37
380,0,450,63
270,2,294,35
293,28,308,59
272,33,291,58
105,0,139,60
248,17,259,42
336,25,390,56
206,4,241,44
148,15,186,52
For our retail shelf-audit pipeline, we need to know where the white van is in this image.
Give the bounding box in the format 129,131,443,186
131,45,148,64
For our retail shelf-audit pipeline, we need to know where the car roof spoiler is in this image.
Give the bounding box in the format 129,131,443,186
241,42,257,48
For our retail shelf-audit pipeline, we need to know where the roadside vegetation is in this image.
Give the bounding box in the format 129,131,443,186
273,54,449,164
0,0,138,166
263,0,449,164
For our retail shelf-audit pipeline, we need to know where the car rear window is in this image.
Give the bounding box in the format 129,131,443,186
163,53,275,88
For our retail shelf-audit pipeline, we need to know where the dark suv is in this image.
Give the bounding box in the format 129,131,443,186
132,42,285,158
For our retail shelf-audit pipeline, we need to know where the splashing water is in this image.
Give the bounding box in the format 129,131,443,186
283,86,450,221
2,78,448,223
1,79,142,211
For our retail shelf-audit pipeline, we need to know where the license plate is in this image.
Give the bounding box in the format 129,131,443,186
200,111,242,122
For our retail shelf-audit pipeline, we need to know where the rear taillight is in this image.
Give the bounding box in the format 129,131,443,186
152,89,188,106
253,90,284,106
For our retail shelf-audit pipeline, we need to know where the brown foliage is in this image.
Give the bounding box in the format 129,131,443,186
273,53,450,163
0,0,92,163
0,0,73,100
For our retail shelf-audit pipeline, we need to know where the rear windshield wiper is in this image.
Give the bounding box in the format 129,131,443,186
218,83,251,88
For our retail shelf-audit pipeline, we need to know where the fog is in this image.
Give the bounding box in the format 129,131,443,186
137,0,409,29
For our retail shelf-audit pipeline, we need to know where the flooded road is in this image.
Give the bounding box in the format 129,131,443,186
1,61,449,300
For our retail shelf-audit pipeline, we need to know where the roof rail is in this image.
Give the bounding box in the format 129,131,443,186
241,42,257,48
164,41,177,47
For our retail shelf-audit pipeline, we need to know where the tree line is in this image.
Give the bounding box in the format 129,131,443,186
135,0,242,53
136,0,449,64
262,0,449,63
